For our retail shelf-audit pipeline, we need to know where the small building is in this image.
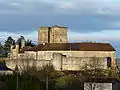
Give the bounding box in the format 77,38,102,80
84,78,120,90
0,61,13,74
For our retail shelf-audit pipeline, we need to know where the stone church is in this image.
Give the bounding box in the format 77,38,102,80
8,25,116,71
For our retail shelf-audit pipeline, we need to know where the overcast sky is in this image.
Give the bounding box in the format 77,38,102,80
0,0,120,57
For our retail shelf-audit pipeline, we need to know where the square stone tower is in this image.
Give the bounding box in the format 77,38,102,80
38,25,68,44
38,26,51,44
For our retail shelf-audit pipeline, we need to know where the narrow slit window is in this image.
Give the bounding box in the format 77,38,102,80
60,39,62,42
107,57,112,68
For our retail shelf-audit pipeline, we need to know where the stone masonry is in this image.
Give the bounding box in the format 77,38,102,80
38,25,68,44
8,25,117,71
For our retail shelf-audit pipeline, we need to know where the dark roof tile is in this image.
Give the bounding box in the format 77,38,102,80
26,43,116,52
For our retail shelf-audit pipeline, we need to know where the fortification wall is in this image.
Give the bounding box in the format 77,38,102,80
62,56,107,71
37,51,116,68
6,50,116,71
37,51,53,60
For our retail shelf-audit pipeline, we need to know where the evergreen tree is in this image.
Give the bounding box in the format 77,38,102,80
0,42,3,51
25,39,35,47
4,36,15,51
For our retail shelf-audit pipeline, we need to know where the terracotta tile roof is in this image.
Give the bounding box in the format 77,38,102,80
26,43,115,52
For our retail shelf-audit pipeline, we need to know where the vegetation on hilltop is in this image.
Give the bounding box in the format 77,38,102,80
0,62,119,90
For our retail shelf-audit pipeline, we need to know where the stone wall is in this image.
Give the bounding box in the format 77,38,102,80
37,51,116,68
6,51,114,71
37,51,53,60
62,56,107,71
10,45,19,59
38,26,68,44
50,27,68,43
38,27,50,44
51,53,108,71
